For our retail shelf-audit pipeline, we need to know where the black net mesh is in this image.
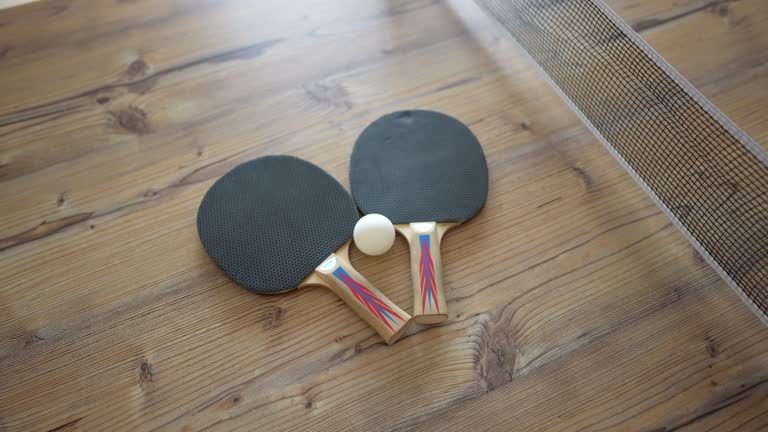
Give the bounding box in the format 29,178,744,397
476,0,768,320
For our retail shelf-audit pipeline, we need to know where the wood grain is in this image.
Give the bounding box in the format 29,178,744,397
1,0,767,431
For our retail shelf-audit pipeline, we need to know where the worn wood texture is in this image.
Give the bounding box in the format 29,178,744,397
1,0,767,431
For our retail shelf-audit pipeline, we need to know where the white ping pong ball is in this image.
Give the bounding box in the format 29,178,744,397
353,214,395,256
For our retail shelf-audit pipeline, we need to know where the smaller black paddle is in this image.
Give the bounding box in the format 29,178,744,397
351,110,488,323
198,156,412,344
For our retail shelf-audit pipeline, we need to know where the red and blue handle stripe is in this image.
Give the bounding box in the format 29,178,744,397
333,267,403,331
419,234,439,313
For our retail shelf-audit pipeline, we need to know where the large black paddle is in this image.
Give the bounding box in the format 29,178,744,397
198,156,412,344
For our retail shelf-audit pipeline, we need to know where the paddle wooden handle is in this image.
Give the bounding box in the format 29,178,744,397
310,243,412,344
396,222,452,324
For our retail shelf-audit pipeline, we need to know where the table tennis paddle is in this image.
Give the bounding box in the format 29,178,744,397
350,110,488,324
197,155,412,344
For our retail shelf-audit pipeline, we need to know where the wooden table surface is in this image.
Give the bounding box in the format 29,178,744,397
2,0,768,431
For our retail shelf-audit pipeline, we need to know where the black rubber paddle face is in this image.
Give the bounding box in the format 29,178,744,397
197,156,357,294
350,110,488,224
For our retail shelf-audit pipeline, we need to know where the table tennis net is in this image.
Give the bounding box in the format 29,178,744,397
475,0,768,323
